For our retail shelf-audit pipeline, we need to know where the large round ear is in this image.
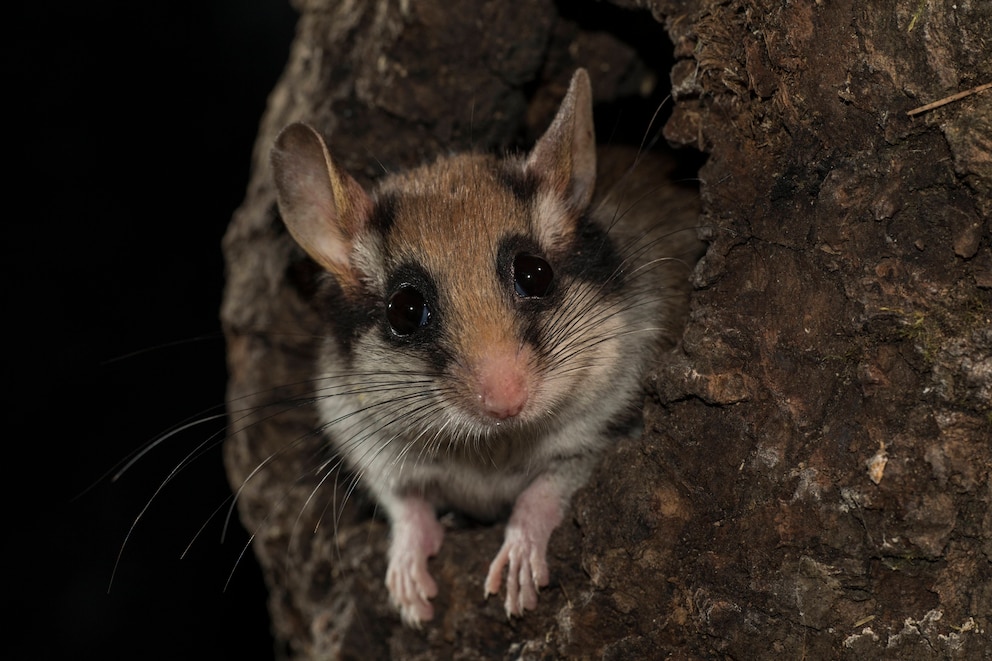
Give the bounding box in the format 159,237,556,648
270,122,373,290
525,68,597,214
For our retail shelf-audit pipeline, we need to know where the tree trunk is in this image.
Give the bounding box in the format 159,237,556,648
221,0,991,658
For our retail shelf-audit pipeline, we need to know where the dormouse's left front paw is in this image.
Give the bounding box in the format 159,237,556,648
484,522,552,616
483,474,564,617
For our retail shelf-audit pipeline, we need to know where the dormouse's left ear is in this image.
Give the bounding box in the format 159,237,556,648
525,68,597,214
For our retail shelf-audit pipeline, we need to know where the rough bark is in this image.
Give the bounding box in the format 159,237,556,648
221,0,991,658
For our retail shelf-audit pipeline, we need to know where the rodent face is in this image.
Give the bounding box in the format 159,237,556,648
346,152,620,434
269,69,697,464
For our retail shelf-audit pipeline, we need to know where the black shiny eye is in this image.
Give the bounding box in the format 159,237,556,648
513,253,553,298
386,286,430,336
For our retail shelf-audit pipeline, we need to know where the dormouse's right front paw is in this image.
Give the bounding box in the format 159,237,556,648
385,496,445,627
386,548,438,626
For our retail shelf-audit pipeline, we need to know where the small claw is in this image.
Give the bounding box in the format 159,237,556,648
397,598,433,628
484,542,509,598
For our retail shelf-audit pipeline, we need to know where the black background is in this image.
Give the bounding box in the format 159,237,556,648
10,2,297,658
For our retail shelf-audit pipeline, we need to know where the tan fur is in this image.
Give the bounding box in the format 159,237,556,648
378,154,530,367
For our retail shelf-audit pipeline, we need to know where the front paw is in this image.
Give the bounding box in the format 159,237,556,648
384,496,445,627
483,473,564,617
484,525,551,617
386,547,438,627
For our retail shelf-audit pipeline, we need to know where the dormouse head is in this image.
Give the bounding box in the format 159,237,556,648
270,69,622,429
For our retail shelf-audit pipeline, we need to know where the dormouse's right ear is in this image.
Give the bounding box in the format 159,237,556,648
270,122,373,290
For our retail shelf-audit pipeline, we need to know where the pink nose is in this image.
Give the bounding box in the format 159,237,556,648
475,353,530,419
